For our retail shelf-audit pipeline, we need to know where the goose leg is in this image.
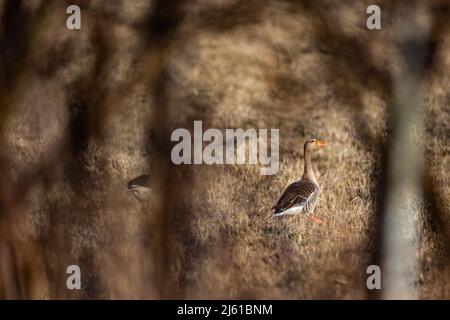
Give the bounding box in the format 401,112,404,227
307,215,324,224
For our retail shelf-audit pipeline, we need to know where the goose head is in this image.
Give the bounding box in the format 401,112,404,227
304,138,327,153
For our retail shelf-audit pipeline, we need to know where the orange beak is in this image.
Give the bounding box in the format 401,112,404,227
316,140,327,147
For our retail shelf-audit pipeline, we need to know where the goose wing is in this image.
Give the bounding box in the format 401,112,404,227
272,180,319,214
128,174,151,189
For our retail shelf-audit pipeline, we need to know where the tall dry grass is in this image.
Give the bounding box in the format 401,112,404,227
0,0,449,299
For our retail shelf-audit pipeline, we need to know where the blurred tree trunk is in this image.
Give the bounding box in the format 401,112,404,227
379,3,430,299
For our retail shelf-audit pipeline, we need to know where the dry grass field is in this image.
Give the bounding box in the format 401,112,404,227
0,0,449,299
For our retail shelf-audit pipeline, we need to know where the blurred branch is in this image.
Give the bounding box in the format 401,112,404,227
141,0,187,299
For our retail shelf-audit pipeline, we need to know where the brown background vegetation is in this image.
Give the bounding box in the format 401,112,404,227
0,0,449,299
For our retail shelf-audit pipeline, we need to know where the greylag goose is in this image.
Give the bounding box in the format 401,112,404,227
127,174,152,201
272,139,326,220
